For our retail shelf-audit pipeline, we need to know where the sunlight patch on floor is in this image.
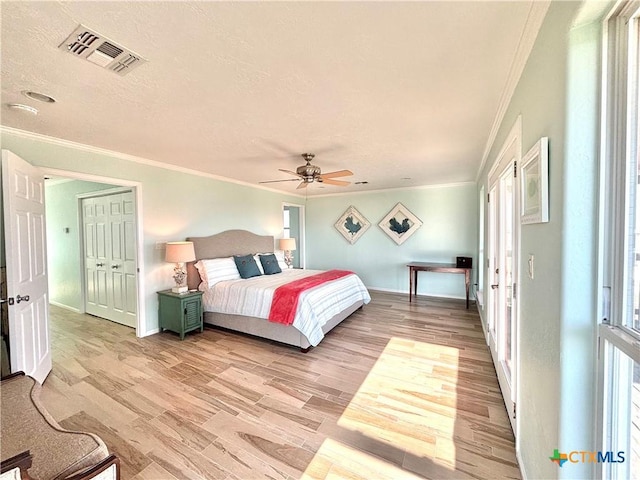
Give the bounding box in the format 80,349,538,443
302,437,426,480
338,337,460,468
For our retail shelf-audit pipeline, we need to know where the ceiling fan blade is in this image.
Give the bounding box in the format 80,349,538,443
296,182,309,189
321,178,350,187
278,169,303,178
319,169,353,179
259,178,300,184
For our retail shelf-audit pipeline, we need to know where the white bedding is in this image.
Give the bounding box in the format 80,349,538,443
201,269,371,346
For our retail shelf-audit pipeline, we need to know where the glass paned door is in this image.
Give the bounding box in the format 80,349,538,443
488,158,519,434
500,169,515,378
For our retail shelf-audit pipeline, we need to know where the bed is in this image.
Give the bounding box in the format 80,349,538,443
186,230,370,351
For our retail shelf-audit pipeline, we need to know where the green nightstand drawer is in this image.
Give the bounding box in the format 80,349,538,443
157,290,203,340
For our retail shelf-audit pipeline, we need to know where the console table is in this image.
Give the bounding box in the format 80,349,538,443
407,262,472,308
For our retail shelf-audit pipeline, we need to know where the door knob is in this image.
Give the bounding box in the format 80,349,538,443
111,265,120,269
96,262,105,267
491,284,499,290
16,295,30,303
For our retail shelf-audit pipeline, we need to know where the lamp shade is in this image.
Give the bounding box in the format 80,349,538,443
165,241,196,263
279,238,296,251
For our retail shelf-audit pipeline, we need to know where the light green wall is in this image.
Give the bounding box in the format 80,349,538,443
306,184,477,298
45,180,116,310
1,131,301,335
477,2,601,479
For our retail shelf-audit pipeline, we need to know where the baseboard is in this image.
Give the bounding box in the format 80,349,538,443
140,328,160,338
366,286,467,301
516,450,527,480
49,300,81,313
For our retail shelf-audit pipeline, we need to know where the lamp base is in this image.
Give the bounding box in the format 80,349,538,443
172,286,188,294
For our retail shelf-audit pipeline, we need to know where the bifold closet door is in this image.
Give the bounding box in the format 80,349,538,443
83,192,137,328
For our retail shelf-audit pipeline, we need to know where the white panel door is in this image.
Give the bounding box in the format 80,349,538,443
84,197,110,318
107,192,137,326
83,192,136,327
1,150,51,384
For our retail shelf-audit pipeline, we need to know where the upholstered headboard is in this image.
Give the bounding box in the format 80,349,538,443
186,230,275,289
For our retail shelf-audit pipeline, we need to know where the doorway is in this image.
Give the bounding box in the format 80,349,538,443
43,174,143,332
2,151,145,382
486,118,521,435
283,203,305,269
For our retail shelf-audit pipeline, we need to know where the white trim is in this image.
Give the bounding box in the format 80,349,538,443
282,202,306,269
596,4,640,478
76,186,132,200
312,181,476,198
488,116,522,180
2,126,474,198
49,300,81,313
486,115,522,439
0,126,306,198
600,324,640,363
516,450,528,480
44,177,73,186
41,167,146,338
476,2,550,181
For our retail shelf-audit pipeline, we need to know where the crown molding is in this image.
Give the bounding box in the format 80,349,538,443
476,1,551,182
1,125,473,199
311,180,476,199
0,125,306,198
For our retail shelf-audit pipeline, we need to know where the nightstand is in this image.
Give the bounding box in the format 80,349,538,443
157,290,204,340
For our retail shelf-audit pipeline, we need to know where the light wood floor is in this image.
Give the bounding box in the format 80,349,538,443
41,291,520,480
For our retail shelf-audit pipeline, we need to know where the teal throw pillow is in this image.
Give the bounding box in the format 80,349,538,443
234,254,262,279
259,254,282,275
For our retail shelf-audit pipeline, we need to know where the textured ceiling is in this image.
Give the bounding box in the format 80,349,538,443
1,1,541,195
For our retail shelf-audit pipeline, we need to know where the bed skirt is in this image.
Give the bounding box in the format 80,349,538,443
203,299,364,350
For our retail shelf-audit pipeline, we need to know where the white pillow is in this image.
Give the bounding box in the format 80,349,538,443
254,255,264,274
274,250,289,270
195,257,240,288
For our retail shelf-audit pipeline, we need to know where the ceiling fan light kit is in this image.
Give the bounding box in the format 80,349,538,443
260,152,353,189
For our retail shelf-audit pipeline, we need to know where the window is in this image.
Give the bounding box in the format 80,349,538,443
599,2,640,478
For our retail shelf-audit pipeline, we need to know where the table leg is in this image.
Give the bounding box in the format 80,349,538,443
409,268,413,302
465,270,470,309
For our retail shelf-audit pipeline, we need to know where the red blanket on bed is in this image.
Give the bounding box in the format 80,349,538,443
268,269,354,325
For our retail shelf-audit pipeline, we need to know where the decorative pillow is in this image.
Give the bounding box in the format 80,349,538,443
233,254,262,279
195,257,240,288
259,254,282,275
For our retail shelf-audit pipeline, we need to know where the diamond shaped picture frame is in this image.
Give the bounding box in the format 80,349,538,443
378,202,423,245
334,206,371,244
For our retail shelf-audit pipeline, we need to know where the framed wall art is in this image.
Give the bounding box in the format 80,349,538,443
334,206,371,244
520,137,549,224
378,202,423,245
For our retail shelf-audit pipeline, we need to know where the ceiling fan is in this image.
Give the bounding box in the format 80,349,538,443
260,153,353,189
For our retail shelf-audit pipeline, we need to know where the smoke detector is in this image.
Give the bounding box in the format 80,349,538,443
59,25,147,76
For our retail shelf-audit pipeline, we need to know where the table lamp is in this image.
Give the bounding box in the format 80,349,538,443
278,238,296,269
165,241,196,293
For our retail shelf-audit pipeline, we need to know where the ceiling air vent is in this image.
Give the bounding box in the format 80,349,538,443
58,25,147,76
